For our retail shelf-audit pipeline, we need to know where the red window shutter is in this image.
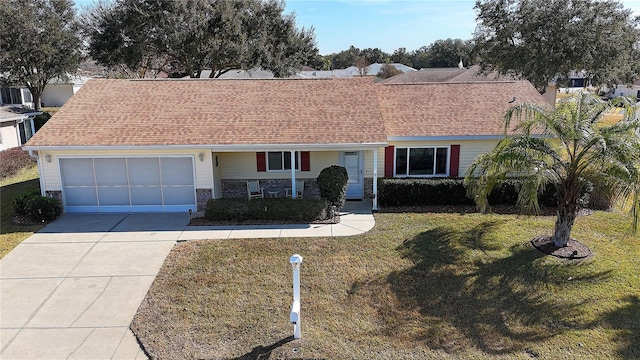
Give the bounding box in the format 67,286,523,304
449,145,460,177
384,146,395,178
256,152,266,172
301,151,310,171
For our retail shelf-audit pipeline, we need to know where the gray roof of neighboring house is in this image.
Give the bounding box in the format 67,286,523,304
344,63,416,77
0,106,41,122
380,65,516,84
295,69,354,79
197,69,275,79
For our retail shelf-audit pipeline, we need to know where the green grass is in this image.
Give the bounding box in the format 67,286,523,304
132,210,639,359
0,165,44,258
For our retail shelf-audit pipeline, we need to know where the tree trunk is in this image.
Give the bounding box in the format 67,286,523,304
552,204,577,247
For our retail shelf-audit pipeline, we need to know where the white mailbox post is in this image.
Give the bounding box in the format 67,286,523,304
289,254,303,339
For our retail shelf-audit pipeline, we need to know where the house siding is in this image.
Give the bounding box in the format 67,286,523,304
219,151,341,179
387,140,499,177
0,121,20,150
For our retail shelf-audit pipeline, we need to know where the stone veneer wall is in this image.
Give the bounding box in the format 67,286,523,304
46,190,62,202
221,179,320,199
364,178,374,199
196,189,212,211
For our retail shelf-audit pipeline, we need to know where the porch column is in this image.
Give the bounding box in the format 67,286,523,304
290,150,297,199
373,148,378,210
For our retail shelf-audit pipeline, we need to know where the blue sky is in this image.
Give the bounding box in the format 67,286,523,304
73,0,640,55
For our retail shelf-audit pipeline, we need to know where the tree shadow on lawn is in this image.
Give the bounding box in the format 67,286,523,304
357,220,613,356
596,295,640,359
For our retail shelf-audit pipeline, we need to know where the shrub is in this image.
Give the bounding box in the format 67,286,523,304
34,112,52,131
205,198,328,222
0,148,36,179
378,178,473,206
317,165,349,211
379,177,607,210
13,190,42,215
23,195,62,222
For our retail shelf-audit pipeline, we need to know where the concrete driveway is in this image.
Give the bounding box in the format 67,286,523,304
0,213,190,360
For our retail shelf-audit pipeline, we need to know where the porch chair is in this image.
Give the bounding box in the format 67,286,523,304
285,180,305,198
247,180,264,199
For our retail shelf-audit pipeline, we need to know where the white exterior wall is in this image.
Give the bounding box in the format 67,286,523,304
0,122,20,150
212,152,223,198
41,84,75,108
39,149,214,192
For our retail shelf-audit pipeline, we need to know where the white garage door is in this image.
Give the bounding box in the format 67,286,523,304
60,157,196,213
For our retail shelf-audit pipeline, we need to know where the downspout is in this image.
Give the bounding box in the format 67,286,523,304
373,148,378,210
290,150,297,199
28,150,46,196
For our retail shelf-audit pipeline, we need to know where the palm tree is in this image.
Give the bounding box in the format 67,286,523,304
465,92,640,247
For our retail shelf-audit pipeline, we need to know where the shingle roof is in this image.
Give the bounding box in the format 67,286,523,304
26,78,387,147
380,65,516,84
377,81,548,137
26,78,550,148
0,106,40,121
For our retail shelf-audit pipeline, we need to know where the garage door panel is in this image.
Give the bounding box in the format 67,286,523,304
161,158,194,185
97,187,130,206
128,158,160,186
61,158,95,186
65,187,98,206
163,187,196,205
130,187,162,205
95,158,128,186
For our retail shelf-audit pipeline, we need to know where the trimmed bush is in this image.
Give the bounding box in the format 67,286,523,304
378,178,473,206
379,178,561,208
0,148,36,179
317,165,349,209
13,190,42,215
205,198,328,222
23,195,62,222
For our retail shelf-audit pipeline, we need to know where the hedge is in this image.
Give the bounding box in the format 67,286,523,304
205,198,328,222
377,178,583,208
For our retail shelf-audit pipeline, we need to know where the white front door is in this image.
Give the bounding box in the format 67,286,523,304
340,151,363,199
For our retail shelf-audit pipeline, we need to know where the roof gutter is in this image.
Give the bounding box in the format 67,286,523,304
22,142,389,152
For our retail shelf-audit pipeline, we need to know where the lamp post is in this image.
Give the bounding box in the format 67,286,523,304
289,254,303,339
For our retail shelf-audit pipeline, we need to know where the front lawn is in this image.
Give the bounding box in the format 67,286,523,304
132,210,639,359
0,165,45,258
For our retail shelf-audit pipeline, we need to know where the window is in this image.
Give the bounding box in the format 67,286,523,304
395,147,448,176
0,88,23,104
267,151,299,171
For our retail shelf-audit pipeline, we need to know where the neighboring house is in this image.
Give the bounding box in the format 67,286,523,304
23,78,547,213
1,87,34,108
41,76,90,107
344,63,416,77
383,65,556,105
0,106,41,151
0,75,89,109
603,80,640,100
381,65,515,84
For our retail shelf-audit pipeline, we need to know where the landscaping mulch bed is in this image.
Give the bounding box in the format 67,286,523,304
530,235,592,259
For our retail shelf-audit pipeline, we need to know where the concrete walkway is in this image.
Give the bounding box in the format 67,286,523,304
0,201,374,359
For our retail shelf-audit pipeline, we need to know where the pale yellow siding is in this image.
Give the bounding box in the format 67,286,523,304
218,151,340,179
388,140,500,176
39,149,214,191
